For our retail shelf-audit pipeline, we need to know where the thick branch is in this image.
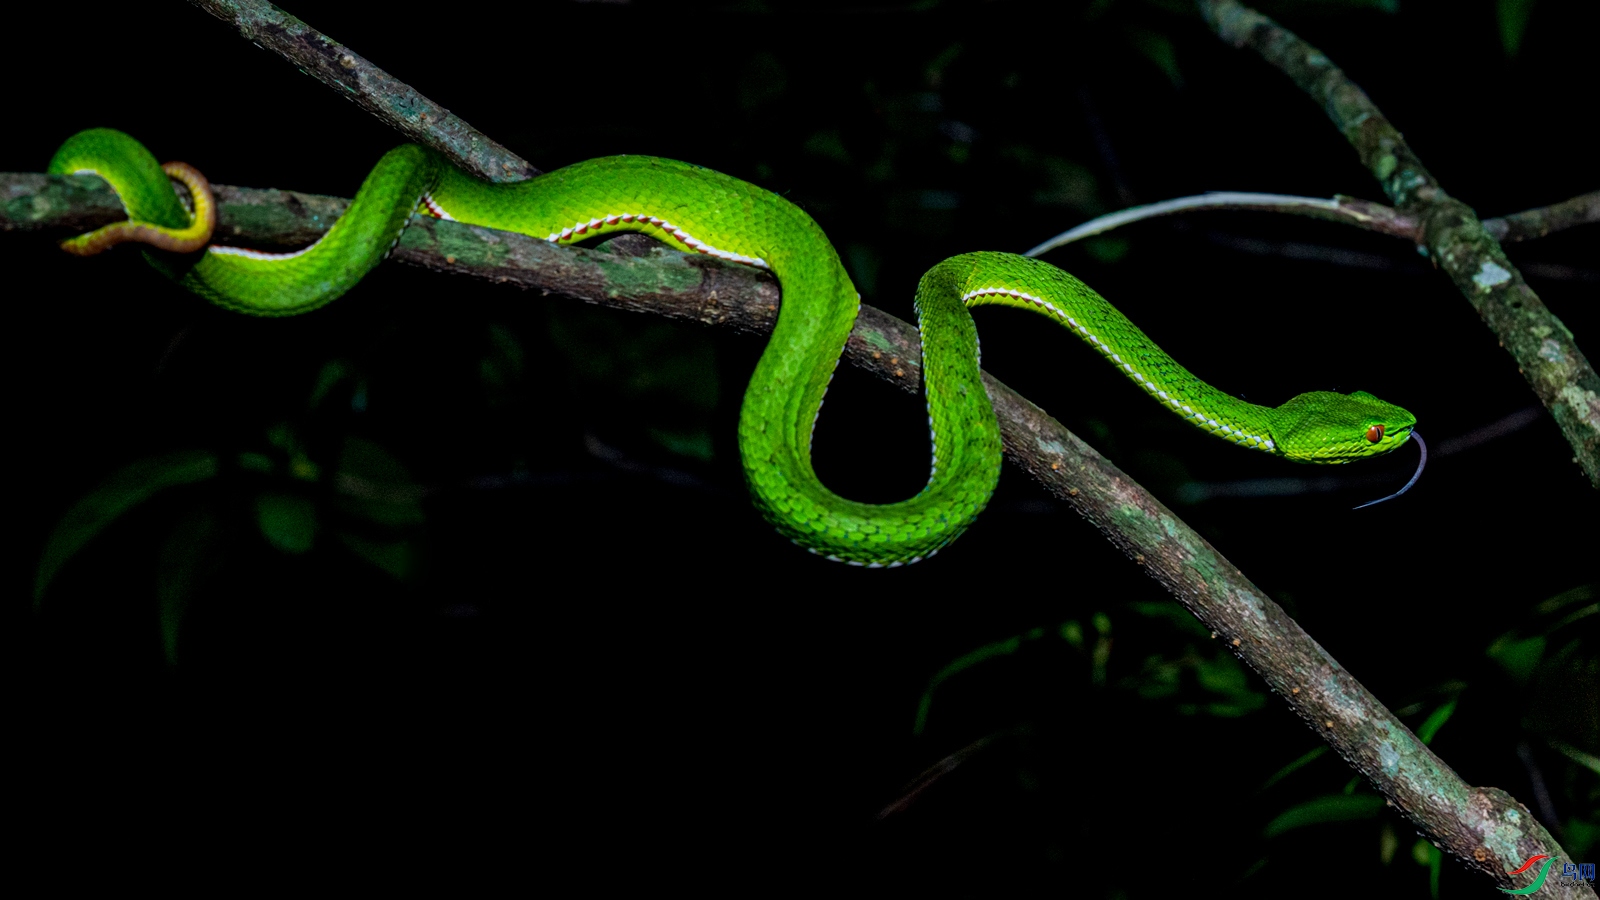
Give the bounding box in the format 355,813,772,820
184,0,538,182
1201,0,1600,495
1197,3,1596,894
6,169,1575,894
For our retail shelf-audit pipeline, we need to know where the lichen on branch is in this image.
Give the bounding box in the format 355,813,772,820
1200,0,1600,493
184,0,538,183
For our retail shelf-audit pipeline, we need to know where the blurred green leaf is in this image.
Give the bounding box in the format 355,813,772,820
1410,837,1431,865
336,437,424,527
1535,583,1593,617
549,305,721,459
35,450,219,606
1488,632,1546,685
923,42,962,88
256,492,317,554
156,506,223,666
267,421,320,481
1091,611,1112,688
1126,28,1183,87
1415,700,1456,745
237,451,276,474
336,531,418,582
645,427,714,462
1547,738,1600,777
1125,601,1264,716
1497,0,1536,57
1563,815,1598,860
1263,794,1385,837
308,358,355,410
1261,746,1329,791
1193,654,1245,694
1379,822,1398,865
915,625,1048,735
1128,600,1210,638
1059,619,1084,650
1136,655,1179,700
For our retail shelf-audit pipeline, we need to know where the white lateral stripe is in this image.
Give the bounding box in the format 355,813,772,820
543,212,770,269
421,193,457,221
209,233,326,261
962,286,1277,452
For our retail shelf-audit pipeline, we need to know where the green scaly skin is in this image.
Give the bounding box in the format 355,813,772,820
51,128,1417,567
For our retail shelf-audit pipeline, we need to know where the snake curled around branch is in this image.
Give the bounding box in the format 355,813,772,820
50,128,1422,567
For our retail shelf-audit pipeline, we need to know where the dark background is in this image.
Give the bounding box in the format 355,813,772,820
8,0,1596,893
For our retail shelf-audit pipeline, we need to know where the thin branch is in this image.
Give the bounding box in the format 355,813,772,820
1024,192,1411,256
1201,0,1600,497
184,0,538,182
1487,190,1600,243
1200,1,1597,893
1025,190,1597,257
5,169,1575,895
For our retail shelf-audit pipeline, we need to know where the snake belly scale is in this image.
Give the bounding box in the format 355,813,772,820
51,128,1418,567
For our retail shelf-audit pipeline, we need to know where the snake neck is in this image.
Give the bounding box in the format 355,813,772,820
951,253,1284,455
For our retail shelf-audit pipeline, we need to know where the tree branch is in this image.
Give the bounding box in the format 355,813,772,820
1488,190,1600,243
183,0,538,182
1200,0,1600,495
1026,192,1413,256
1026,190,1597,257
6,168,1577,894
1197,2,1596,894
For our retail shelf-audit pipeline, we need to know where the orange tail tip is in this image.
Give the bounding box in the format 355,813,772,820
59,161,217,256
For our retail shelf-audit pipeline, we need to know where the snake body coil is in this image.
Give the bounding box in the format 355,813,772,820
52,128,1417,566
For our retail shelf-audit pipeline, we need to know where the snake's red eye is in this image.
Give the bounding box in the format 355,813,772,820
1365,424,1385,444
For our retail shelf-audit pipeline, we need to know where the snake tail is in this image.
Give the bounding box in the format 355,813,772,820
51,129,216,256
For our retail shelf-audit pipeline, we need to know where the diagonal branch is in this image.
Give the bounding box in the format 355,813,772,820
1198,2,1596,894
184,0,538,182
1200,0,1600,494
5,169,1576,895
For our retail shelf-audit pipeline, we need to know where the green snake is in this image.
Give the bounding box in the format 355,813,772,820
51,128,1419,567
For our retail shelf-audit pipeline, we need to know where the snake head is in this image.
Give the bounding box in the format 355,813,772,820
1270,390,1417,463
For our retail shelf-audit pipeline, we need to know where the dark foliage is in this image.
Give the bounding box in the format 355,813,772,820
8,0,1595,893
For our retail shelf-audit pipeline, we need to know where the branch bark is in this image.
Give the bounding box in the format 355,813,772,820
1196,3,1596,893
6,168,1580,895
1200,0,1600,495
184,0,538,183
1488,190,1600,243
